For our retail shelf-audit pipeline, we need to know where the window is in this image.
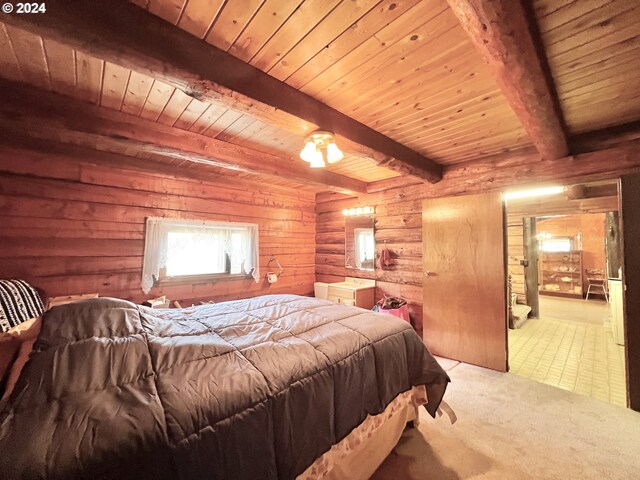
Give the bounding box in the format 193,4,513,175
141,218,259,293
354,228,375,269
540,237,571,253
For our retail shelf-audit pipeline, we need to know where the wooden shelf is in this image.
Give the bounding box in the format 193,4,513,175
539,247,583,299
540,290,583,299
542,270,580,274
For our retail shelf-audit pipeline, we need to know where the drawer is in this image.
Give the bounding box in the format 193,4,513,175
327,286,356,300
328,295,355,306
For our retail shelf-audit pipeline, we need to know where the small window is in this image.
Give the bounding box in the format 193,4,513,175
540,237,571,252
141,218,259,293
165,230,228,277
354,228,375,269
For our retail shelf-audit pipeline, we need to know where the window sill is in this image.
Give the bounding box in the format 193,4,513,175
158,273,253,286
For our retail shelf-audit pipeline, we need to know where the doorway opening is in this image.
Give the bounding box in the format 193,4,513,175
505,180,626,407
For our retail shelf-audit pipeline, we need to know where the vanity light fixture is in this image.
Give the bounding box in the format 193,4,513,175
342,206,375,216
300,130,344,168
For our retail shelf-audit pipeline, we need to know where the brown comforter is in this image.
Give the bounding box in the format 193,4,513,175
0,294,448,479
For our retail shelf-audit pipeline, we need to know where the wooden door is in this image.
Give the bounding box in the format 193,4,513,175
422,192,508,372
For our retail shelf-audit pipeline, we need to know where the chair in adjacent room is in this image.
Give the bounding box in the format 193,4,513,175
585,268,608,302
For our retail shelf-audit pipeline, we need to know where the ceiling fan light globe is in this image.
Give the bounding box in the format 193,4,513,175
300,141,317,162
326,142,343,163
310,150,326,168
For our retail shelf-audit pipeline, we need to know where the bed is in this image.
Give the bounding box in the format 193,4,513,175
0,294,449,479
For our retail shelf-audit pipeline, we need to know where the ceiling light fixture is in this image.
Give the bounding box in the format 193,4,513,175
300,130,344,168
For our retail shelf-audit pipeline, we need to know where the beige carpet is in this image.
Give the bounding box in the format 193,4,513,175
433,355,460,372
372,362,640,479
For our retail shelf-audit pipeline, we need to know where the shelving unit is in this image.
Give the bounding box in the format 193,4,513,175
539,250,583,298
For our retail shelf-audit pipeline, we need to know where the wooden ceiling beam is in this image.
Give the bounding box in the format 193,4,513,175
0,137,309,196
436,142,637,197
507,196,619,219
365,176,423,194
346,138,640,212
2,1,443,183
566,183,618,201
571,121,640,155
446,0,569,159
0,79,367,194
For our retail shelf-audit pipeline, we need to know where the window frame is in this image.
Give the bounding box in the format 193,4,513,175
354,227,375,269
157,267,252,286
143,218,259,290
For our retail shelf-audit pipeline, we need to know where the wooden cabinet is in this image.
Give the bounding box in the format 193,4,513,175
539,250,583,298
326,278,375,309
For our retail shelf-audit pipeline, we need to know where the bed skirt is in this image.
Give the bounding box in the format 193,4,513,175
298,385,427,480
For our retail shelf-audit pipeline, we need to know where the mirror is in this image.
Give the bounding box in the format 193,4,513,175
345,215,375,271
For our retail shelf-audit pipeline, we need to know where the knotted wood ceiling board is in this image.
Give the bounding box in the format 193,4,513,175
534,0,640,135
136,0,532,164
0,21,399,184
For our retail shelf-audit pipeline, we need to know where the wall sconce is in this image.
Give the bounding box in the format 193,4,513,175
342,206,374,216
300,130,343,168
266,257,284,284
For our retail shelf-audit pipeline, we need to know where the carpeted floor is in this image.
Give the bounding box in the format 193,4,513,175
372,362,640,479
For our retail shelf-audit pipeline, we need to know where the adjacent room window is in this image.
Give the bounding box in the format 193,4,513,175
540,237,572,253
354,228,375,269
141,218,259,293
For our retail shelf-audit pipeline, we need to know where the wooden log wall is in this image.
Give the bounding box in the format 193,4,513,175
317,146,634,330
316,194,424,330
0,146,316,305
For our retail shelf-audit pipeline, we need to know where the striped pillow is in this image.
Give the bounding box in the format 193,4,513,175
0,280,45,334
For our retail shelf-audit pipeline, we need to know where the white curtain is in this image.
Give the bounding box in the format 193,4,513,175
241,224,260,283
141,218,169,294
141,217,260,294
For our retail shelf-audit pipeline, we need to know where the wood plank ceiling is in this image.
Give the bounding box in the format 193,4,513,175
0,0,639,186
0,22,398,185
134,0,532,165
533,0,640,135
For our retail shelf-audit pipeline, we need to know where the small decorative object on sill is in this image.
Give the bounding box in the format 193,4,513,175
374,295,410,324
143,295,170,309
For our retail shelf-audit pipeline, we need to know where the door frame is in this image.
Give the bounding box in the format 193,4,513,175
523,217,540,318
619,175,638,410
503,179,634,410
